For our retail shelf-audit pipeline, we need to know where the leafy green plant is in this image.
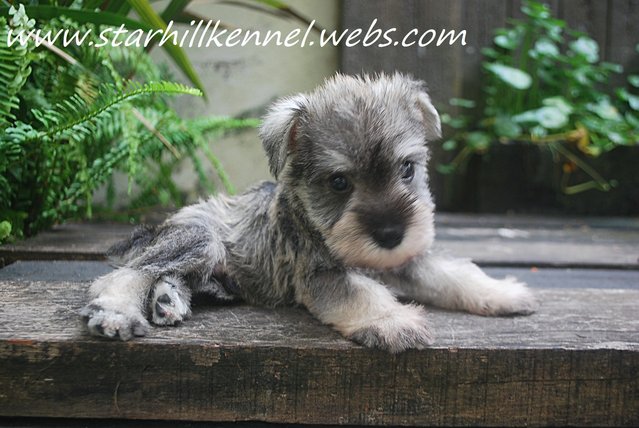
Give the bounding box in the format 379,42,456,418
0,0,323,243
0,4,258,242
440,0,639,195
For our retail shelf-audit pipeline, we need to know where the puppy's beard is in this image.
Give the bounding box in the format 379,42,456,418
325,201,434,270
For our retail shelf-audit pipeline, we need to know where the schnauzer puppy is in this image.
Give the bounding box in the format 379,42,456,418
80,73,538,353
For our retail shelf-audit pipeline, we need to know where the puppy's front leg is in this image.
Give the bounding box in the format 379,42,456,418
299,271,432,353
392,253,539,316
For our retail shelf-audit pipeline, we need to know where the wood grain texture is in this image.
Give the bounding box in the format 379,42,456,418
606,0,639,68
3,215,638,269
558,0,610,59
0,223,133,265
0,279,637,425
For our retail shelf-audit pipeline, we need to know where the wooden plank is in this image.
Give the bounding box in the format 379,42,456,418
3,214,638,268
0,223,133,265
340,1,639,205
0,417,263,427
0,261,114,282
0,279,637,425
434,216,639,269
2,261,638,291
458,1,508,102
606,0,639,68
484,266,639,290
341,0,419,77
341,0,468,198
436,213,639,229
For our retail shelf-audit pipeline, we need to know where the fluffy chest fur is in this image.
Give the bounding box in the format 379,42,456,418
223,182,336,307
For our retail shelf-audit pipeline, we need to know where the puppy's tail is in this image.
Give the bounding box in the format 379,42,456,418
107,225,157,267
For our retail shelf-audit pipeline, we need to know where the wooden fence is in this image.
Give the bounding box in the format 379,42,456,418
340,0,639,205
341,0,638,104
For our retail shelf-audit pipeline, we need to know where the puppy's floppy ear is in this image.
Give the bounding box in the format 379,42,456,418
259,94,308,179
414,87,442,142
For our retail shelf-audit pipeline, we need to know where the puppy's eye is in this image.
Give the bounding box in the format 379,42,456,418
329,174,350,193
400,161,415,182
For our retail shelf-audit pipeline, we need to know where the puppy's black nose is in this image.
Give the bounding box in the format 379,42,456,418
371,224,404,249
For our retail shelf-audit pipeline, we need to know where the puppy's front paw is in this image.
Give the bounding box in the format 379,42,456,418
473,277,539,316
150,276,191,326
348,304,433,353
80,303,149,340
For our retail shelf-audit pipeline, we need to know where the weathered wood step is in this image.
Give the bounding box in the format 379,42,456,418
0,263,637,426
2,214,638,268
1,214,638,426
2,260,639,290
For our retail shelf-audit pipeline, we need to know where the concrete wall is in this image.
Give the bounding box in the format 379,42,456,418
161,0,340,195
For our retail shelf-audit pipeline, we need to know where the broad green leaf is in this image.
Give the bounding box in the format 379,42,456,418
627,93,639,111
442,139,457,151
494,116,522,138
626,112,639,128
105,0,126,13
449,98,476,108
587,99,622,121
481,47,499,59
585,145,602,156
582,116,612,135
530,125,547,138
533,38,559,57
617,88,630,101
543,97,573,115
125,0,206,97
0,220,11,241
608,132,629,145
628,75,639,88
485,63,532,90
512,109,539,124
513,106,568,129
601,62,623,73
570,37,599,63
440,113,467,129
252,0,292,9
160,0,192,22
494,30,519,50
573,68,590,85
544,21,564,42
522,1,550,19
466,132,491,150
436,164,456,174
535,106,568,129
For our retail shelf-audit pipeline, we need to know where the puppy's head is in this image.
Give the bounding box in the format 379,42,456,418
260,73,440,270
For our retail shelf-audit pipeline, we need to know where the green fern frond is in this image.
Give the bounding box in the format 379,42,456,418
0,4,259,241
186,116,262,135
7,81,201,143
0,17,33,130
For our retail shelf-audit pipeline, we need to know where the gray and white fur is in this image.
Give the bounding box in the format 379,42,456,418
80,73,538,352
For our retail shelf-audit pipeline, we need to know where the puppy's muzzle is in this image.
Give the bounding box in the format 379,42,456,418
371,223,405,249
359,209,407,250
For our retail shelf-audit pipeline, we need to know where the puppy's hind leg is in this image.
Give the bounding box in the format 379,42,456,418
82,206,229,339
149,275,192,326
80,267,154,340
